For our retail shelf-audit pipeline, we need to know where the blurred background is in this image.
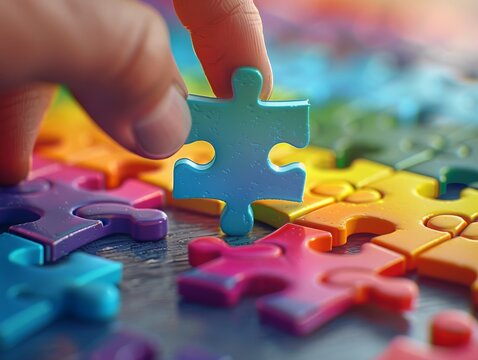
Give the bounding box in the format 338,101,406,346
146,0,478,127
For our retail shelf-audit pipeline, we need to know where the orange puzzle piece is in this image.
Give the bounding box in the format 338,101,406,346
418,215,478,306
296,171,478,269
253,154,392,228
377,310,478,360
35,102,106,163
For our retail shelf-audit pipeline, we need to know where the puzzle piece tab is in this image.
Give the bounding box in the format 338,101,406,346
174,67,310,235
177,224,417,335
0,177,167,262
377,310,478,360
296,171,478,268
253,158,392,228
417,215,478,306
0,233,122,349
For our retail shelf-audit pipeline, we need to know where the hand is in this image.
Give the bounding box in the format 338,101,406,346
0,0,273,185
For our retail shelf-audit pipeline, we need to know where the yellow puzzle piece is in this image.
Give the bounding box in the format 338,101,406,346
253,153,392,228
295,171,478,269
36,101,107,163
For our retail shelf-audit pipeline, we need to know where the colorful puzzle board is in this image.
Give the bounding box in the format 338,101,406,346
3,1,478,359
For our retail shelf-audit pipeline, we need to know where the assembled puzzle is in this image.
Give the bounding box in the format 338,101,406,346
2,1,478,359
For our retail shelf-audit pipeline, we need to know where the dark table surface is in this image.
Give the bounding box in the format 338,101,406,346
3,208,472,360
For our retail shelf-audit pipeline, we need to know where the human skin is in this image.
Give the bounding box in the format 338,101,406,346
0,0,272,185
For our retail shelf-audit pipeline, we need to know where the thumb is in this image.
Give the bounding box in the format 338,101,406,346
0,0,191,163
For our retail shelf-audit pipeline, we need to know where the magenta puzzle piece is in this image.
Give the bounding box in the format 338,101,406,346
0,177,167,262
30,155,165,209
377,310,478,360
177,224,418,335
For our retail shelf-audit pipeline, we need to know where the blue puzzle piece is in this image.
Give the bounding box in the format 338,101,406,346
0,233,122,349
173,67,309,235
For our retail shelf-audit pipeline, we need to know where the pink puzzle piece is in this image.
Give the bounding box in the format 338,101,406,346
31,155,165,209
377,310,478,360
177,224,418,335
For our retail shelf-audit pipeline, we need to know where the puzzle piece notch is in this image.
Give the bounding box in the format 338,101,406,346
178,224,416,335
76,203,168,241
139,142,225,216
253,158,392,229
377,310,478,360
296,171,478,269
0,177,167,262
174,67,310,235
417,215,478,307
0,233,122,349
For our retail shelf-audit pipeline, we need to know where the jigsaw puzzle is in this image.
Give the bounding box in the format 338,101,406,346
0,176,167,261
417,215,478,306
377,310,478,359
173,67,310,235
3,1,478,358
407,133,478,192
178,224,417,335
296,171,478,268
253,157,392,228
31,155,166,209
0,233,121,349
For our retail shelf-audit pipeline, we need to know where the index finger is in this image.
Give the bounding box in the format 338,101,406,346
174,0,273,99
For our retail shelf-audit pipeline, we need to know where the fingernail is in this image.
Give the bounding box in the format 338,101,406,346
133,86,191,159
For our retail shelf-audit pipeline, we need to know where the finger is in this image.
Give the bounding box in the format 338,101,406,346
0,0,191,162
0,85,54,185
173,0,273,99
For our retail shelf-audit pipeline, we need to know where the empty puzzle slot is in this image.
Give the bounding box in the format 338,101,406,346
0,208,41,232
332,233,377,255
438,183,468,200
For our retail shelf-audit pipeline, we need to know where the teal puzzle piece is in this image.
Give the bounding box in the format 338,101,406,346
173,67,310,235
0,233,122,349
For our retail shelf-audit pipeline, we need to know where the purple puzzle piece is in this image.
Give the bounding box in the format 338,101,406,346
30,155,165,209
0,178,167,262
88,329,157,360
77,203,168,240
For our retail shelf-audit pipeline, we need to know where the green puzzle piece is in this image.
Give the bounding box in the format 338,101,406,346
310,102,463,170
406,127,478,192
